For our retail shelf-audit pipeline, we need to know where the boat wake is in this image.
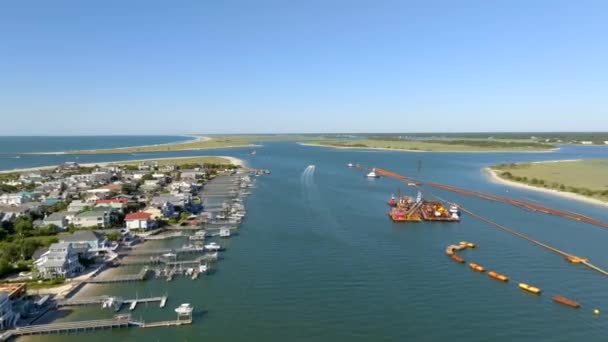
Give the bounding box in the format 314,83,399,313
300,165,316,187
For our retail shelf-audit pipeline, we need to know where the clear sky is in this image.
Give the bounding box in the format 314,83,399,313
1,0,607,135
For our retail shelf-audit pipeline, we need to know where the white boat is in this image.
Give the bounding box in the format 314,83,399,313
347,163,354,167
219,228,231,238
204,242,221,251
449,204,459,214
199,264,208,273
175,303,194,315
162,253,177,258
366,168,380,178
189,231,206,241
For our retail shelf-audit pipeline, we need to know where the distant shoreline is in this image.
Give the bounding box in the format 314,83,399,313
484,167,608,207
300,142,560,153
0,155,246,174
26,135,206,155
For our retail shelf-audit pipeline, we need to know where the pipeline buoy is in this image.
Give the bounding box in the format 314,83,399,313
594,309,600,315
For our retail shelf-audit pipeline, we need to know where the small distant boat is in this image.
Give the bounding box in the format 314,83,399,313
250,150,257,155
175,303,193,315
204,242,221,251
219,228,231,238
366,168,380,178
347,163,354,168
199,264,208,273
162,253,177,258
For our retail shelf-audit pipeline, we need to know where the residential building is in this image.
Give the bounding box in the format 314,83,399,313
95,198,128,210
67,200,91,213
0,193,29,206
34,242,83,279
59,230,107,251
43,212,68,230
73,208,112,228
125,212,155,231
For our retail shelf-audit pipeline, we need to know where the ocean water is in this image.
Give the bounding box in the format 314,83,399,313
7,140,608,341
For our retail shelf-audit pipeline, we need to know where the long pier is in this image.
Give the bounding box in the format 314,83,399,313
115,254,216,267
0,314,193,341
57,295,167,309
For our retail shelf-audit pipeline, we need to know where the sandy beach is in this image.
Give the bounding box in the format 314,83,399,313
484,167,608,207
300,142,560,154
0,155,246,174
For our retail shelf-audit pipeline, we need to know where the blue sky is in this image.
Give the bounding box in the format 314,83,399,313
1,0,607,135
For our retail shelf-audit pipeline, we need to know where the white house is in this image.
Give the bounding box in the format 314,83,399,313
0,193,30,206
73,208,112,228
125,212,155,231
34,242,83,279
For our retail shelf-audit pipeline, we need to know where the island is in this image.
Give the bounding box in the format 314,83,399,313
487,159,608,205
59,134,332,155
306,138,557,152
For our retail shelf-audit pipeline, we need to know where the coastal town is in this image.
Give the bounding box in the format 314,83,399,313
0,157,269,339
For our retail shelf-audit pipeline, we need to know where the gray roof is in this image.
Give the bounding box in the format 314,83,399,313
59,230,103,242
45,212,67,221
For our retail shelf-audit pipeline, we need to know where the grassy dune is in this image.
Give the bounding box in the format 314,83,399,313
491,159,608,201
309,139,556,152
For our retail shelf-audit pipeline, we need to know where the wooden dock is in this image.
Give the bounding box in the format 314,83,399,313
0,315,132,341
0,314,193,341
86,267,151,284
57,295,167,310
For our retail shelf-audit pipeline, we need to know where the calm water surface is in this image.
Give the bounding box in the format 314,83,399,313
9,141,608,341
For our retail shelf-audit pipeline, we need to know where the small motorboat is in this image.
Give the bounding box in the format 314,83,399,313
204,242,221,251
366,168,380,178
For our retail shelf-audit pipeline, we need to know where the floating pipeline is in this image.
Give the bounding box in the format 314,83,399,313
553,296,581,309
519,283,542,295
487,271,509,282
469,263,486,273
450,254,465,263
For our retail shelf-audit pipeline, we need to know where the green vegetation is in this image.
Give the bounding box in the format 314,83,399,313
491,159,608,201
310,139,555,152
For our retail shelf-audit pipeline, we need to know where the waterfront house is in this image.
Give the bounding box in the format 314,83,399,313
0,292,19,330
138,161,158,171
34,242,83,279
151,194,191,212
159,164,177,172
59,162,80,171
73,207,112,228
59,230,107,253
125,212,155,231
43,212,68,230
180,169,205,180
